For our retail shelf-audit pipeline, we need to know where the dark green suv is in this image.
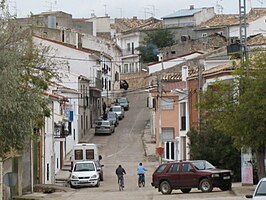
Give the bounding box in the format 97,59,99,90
151,160,233,195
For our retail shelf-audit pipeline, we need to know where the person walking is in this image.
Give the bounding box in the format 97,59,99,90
137,162,147,187
102,102,107,114
115,165,126,188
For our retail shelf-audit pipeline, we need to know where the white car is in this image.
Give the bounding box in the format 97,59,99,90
109,105,125,120
246,177,266,199
69,161,100,188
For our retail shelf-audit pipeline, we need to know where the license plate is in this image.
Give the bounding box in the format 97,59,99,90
223,176,230,180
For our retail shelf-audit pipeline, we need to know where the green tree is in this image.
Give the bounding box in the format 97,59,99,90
188,125,241,181
0,11,58,158
137,28,175,63
199,53,266,179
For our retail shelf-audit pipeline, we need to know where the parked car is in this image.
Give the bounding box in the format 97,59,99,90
102,111,119,127
151,160,233,195
94,160,104,181
109,105,125,120
116,97,129,111
246,177,266,199
69,161,100,188
95,120,115,135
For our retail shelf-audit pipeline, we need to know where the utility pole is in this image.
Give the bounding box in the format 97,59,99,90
157,52,164,164
198,60,204,134
239,0,249,74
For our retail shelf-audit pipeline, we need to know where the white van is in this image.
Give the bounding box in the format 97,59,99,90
72,143,101,164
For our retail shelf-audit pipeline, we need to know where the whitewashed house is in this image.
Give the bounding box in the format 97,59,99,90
33,35,102,183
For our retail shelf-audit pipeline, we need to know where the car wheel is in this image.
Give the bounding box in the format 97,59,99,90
96,180,100,187
159,181,172,195
70,182,76,189
199,178,213,192
181,188,191,193
219,183,231,191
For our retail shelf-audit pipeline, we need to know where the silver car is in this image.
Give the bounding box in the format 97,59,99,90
109,105,125,120
95,120,115,135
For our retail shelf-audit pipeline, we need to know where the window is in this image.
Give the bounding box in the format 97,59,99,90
162,128,174,143
156,164,167,173
180,102,186,130
124,63,129,73
86,149,95,160
127,43,130,51
182,163,192,172
169,163,179,173
74,149,83,160
161,98,174,110
202,33,208,38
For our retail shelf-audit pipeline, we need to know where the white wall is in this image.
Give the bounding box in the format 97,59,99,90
194,7,215,26
249,16,266,36
34,37,97,81
149,53,202,74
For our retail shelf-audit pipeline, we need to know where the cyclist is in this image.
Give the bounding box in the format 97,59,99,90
137,162,147,187
115,165,126,188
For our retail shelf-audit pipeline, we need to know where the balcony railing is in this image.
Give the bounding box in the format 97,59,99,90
122,48,139,56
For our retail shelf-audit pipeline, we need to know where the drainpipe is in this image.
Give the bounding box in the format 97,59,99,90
0,157,3,200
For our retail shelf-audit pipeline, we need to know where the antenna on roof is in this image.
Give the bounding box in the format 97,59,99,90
103,4,108,16
216,0,224,14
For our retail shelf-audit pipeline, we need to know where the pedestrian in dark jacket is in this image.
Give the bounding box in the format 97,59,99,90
102,102,107,114
115,165,126,187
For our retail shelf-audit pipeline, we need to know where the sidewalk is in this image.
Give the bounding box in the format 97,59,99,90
55,128,96,184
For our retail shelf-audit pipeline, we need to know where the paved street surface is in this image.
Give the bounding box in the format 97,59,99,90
23,90,254,200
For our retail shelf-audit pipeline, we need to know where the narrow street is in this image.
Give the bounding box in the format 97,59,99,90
42,91,246,200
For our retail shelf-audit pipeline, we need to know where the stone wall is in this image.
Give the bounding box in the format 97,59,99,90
120,72,150,91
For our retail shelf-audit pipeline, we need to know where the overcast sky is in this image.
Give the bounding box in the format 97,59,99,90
10,0,266,19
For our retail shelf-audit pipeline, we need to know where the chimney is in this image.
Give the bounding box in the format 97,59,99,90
189,5,194,10
182,65,188,81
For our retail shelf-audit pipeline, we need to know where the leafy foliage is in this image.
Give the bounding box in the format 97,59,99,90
137,28,175,63
188,126,241,181
198,52,266,179
0,16,58,158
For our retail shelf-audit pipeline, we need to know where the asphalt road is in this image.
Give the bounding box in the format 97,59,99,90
42,91,247,200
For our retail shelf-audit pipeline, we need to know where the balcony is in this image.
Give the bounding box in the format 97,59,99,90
122,48,139,57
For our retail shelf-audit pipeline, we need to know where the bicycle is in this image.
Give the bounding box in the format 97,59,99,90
118,175,124,191
138,174,145,187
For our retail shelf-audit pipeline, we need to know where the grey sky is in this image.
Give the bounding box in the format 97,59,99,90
11,0,266,19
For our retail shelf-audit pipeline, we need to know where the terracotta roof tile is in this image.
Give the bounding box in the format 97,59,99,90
247,34,266,46
113,17,162,33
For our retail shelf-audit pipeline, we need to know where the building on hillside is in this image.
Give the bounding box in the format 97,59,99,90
147,66,190,161
16,11,93,35
113,17,162,74
195,8,266,43
148,52,203,74
161,5,215,42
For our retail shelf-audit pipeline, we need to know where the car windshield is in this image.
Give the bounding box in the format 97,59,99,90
107,113,116,118
111,107,121,111
117,98,127,103
191,160,216,170
255,181,266,196
96,121,110,126
74,163,95,172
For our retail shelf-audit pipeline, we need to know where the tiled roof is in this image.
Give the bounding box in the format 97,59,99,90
198,8,266,28
113,17,162,33
162,8,203,19
247,34,266,46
